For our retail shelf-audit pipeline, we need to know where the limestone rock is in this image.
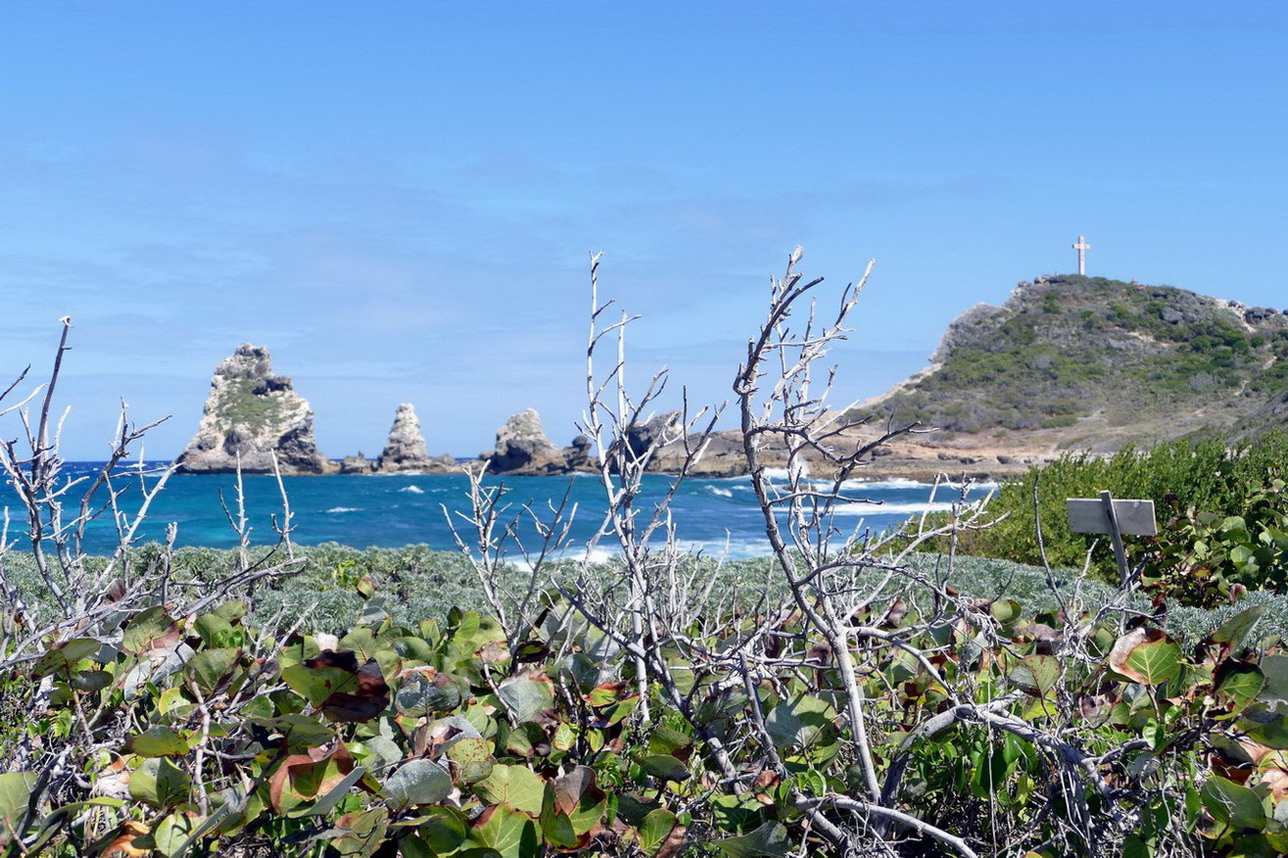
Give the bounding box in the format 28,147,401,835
632,421,751,478
174,344,329,474
564,435,592,470
625,412,683,460
929,302,1005,363
339,454,375,474
482,409,564,474
377,403,435,471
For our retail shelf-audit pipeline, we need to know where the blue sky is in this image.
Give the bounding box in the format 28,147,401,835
2,2,1284,460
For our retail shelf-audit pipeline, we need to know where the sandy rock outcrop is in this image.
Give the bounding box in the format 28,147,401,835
174,344,329,475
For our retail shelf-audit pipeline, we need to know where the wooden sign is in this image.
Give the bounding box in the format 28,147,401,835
1066,498,1157,536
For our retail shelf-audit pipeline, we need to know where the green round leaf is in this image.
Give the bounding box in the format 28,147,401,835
496,677,554,724
383,760,452,810
474,764,545,816
1201,775,1266,832
129,758,190,810
127,727,191,758
636,754,690,784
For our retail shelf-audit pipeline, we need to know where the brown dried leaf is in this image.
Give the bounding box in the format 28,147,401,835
880,598,908,629
1012,623,1063,655
655,824,689,858
268,740,355,813
100,821,150,857
104,579,128,605
1262,766,1288,802
1240,738,1276,766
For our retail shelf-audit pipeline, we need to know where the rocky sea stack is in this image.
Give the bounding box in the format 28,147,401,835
377,403,457,472
481,409,567,474
174,344,329,475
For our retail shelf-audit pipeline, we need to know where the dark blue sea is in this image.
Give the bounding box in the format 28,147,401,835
2,463,992,558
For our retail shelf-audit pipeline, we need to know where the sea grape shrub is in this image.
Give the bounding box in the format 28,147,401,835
939,434,1288,605
1139,477,1288,607
882,603,1288,856
0,592,707,858
3,585,1287,857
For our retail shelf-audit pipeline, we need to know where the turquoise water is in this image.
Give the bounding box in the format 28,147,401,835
2,463,991,557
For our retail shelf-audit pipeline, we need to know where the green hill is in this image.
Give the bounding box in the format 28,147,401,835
853,275,1288,450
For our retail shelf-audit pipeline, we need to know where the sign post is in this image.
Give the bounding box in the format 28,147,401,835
1066,492,1157,586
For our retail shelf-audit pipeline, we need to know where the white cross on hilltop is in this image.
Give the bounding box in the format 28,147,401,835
1072,235,1091,275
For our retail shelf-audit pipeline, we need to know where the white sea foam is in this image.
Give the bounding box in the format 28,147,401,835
704,486,734,498
760,464,810,481
509,545,618,572
325,506,361,514
837,477,998,493
830,501,957,516
400,485,425,494
841,477,925,490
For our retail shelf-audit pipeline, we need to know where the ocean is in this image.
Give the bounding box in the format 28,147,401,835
2,463,993,558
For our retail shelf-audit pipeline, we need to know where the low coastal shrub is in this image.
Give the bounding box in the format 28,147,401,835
3,578,1286,857
15,543,1286,642
9,536,1288,664
941,433,1288,605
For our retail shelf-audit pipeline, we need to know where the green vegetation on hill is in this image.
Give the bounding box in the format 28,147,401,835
851,275,1288,440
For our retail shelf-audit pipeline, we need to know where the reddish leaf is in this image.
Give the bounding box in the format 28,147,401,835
303,649,391,723
1208,750,1253,785
268,740,355,813
554,766,595,816
585,681,630,707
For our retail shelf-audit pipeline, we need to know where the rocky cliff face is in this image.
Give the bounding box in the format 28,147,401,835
174,344,329,474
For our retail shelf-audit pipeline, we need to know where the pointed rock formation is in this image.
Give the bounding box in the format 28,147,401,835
377,403,455,472
174,344,329,474
482,408,565,474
